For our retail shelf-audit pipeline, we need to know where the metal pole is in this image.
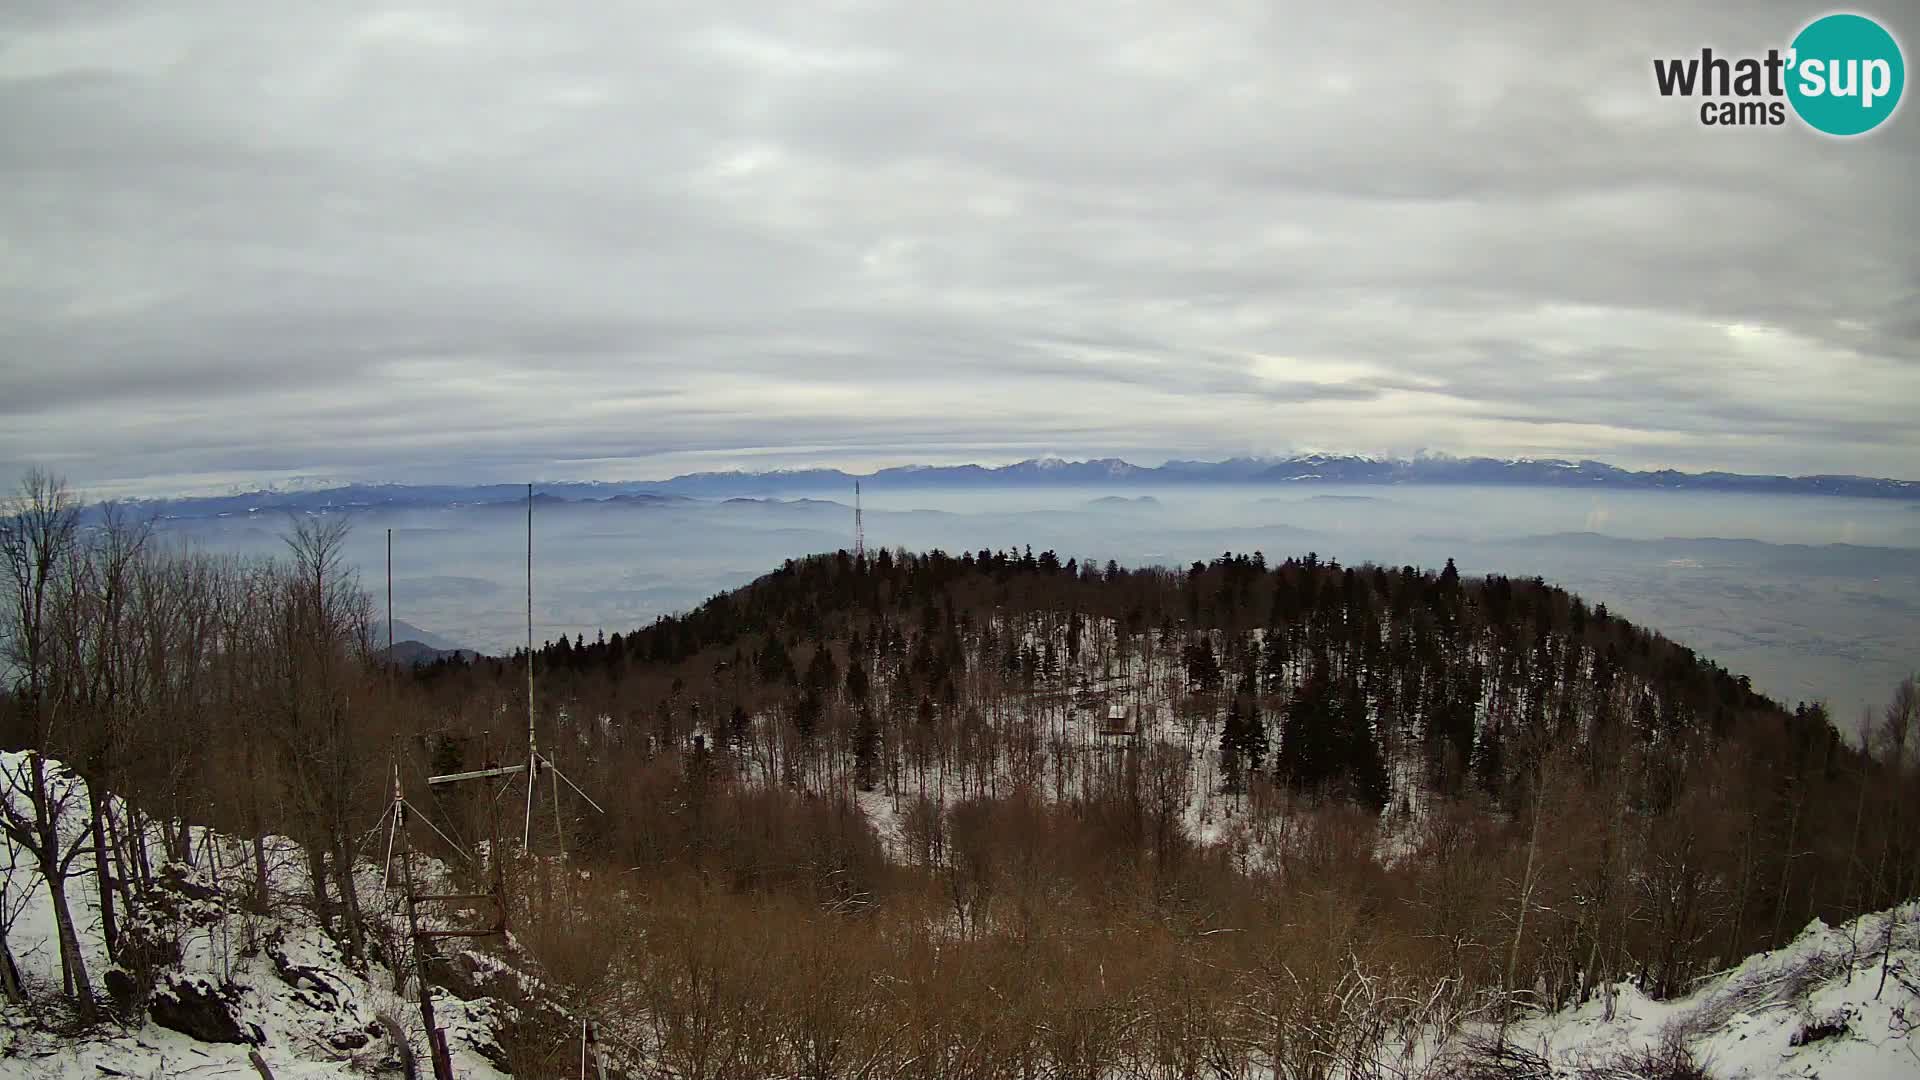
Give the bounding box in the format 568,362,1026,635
552,752,566,862
387,528,393,665
486,730,508,933
384,762,404,887
524,756,537,849
528,482,536,764
526,482,537,849
383,808,399,890
401,823,454,1080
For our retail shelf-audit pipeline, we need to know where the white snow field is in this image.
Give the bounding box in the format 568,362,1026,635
1489,901,1920,1080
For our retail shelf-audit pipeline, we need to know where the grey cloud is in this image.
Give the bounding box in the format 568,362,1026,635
1,0,1916,493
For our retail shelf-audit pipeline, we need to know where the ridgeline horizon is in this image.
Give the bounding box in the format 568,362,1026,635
75,452,1920,513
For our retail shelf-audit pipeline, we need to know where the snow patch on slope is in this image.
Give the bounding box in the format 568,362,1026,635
0,751,513,1080
1505,902,1920,1079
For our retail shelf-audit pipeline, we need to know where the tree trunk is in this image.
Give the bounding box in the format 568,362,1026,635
306,844,334,935
103,801,140,956
0,929,23,1004
1502,779,1544,1037
1771,793,1802,945
167,799,190,866
252,833,271,912
87,784,119,965
1876,911,1897,1000
42,867,96,1019
126,801,154,894
334,832,366,961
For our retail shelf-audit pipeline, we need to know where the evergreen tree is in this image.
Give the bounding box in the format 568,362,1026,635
853,705,880,791
758,633,793,683
1279,660,1340,791
1342,676,1389,811
1185,636,1222,693
1221,697,1247,794
805,643,839,696
1474,717,1505,796
794,688,822,747
845,655,869,704
727,704,751,757
1240,680,1267,773
1261,628,1290,694
1220,679,1269,797
1426,686,1476,792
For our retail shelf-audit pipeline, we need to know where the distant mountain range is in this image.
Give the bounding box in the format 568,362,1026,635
372,619,478,666
92,455,1920,518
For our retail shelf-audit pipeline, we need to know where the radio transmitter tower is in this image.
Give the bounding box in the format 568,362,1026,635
853,480,865,560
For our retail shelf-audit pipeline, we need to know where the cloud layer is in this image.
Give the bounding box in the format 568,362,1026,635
3,1,1916,495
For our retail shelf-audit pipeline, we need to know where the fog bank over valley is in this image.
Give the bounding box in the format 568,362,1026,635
149,484,1920,722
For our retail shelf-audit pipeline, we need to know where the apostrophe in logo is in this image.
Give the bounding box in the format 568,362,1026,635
1651,11,1905,135
1786,13,1904,135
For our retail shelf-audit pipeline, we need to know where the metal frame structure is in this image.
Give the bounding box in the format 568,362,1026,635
426,484,604,855
370,488,606,1079
360,740,509,1080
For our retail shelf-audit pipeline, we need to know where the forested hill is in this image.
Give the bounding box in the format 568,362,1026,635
8,492,1917,1071
406,547,1910,994
453,547,1814,812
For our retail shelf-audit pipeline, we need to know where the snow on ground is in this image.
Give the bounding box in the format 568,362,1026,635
0,751,513,1080
814,619,1270,861
4,750,1916,1078
1500,902,1920,1079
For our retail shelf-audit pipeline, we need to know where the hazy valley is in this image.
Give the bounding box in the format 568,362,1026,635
150,481,1920,722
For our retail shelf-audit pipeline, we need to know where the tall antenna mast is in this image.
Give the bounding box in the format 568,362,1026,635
387,527,397,696
375,487,601,1078
527,482,535,768
494,481,604,857
853,480,865,560
526,482,538,848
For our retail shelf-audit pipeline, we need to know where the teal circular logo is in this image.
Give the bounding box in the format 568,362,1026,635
1786,13,1905,135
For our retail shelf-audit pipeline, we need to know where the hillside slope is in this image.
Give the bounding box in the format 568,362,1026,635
0,752,519,1080
1491,903,1920,1079
4,751,1913,1078
7,529,1916,1079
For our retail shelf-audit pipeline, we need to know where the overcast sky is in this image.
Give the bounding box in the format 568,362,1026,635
3,1,1916,497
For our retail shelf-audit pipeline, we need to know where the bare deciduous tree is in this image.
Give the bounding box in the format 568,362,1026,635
0,469,97,1017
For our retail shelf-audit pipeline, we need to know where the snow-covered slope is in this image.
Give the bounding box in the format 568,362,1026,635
1493,903,1920,1079
0,752,515,1079
5,746,1915,1079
